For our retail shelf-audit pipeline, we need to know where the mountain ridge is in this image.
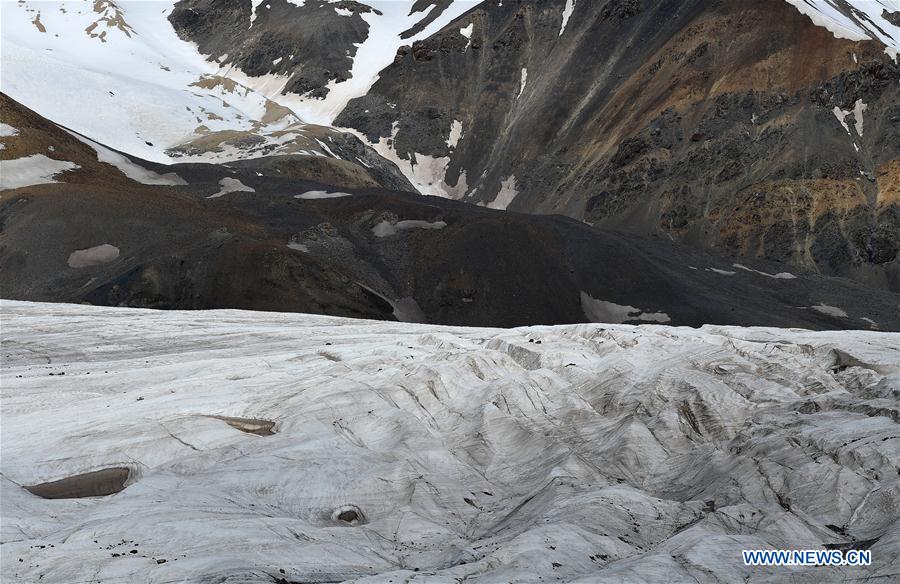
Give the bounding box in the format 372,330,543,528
4,92,900,329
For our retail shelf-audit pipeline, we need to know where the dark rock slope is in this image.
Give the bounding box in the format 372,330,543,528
168,0,458,100
335,0,900,290
168,0,373,98
3,93,899,330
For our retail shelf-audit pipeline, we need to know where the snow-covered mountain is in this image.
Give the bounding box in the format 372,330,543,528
2,1,293,162
3,0,896,163
0,0,479,163
169,0,482,125
785,0,900,51
2,300,899,582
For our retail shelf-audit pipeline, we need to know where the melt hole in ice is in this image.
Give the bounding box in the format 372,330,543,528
211,415,276,436
24,467,130,499
332,504,365,525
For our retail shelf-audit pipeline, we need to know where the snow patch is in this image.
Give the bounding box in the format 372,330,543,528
708,268,737,276
447,120,463,149
372,219,447,237
852,99,867,137
580,291,671,324
460,22,473,51
0,154,79,190
559,0,576,36
294,190,352,199
314,138,340,158
67,244,120,268
518,67,527,98
859,316,879,329
0,123,19,137
487,176,518,210
732,263,797,279
388,297,427,323
833,106,850,134
249,0,267,26
355,283,427,322
811,302,848,318
859,316,878,328
208,177,255,199
64,129,187,186
833,99,867,138
361,122,465,198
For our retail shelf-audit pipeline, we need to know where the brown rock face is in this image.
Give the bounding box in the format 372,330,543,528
335,0,900,289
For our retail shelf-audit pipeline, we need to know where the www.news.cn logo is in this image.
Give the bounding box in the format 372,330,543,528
742,549,872,567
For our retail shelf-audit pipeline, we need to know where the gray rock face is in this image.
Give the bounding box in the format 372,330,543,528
169,0,374,98
2,301,898,582
885,9,900,27
167,0,472,110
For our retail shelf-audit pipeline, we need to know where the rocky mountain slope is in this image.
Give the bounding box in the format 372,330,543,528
3,0,900,327
3,300,899,582
4,93,900,329
168,0,481,125
333,0,900,290
6,1,897,293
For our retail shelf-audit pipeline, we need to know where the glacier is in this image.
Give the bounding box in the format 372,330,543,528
2,300,898,583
